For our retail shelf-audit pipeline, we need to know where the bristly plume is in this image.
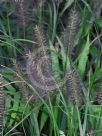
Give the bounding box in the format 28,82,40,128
13,60,28,101
61,6,80,56
26,25,59,100
12,59,36,104
26,51,57,98
65,66,84,106
13,0,28,30
34,24,48,48
33,24,49,59
0,74,5,135
95,80,102,104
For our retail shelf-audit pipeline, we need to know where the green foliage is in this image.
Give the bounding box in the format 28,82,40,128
78,34,90,76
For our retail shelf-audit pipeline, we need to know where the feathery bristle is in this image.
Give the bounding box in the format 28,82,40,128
0,75,5,135
61,6,80,55
27,25,59,99
65,66,84,106
34,25,48,48
26,49,58,99
13,0,28,29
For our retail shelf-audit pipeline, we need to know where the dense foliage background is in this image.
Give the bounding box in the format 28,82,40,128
0,0,102,135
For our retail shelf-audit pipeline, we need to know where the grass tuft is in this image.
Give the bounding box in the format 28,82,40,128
61,5,81,56
34,24,48,48
65,66,84,106
13,0,28,30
